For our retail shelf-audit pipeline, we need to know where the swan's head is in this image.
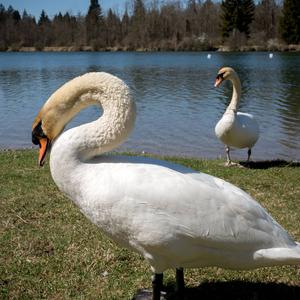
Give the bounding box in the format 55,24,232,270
32,100,68,166
214,67,236,87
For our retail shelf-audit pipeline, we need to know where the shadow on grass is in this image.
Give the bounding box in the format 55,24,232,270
164,280,300,300
239,159,300,169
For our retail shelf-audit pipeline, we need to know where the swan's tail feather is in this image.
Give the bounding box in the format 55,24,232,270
254,244,300,266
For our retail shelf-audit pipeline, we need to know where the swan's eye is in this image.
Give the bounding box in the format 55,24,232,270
32,121,47,145
32,134,39,146
216,72,225,80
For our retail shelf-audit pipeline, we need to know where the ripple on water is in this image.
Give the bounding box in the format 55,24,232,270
0,52,299,160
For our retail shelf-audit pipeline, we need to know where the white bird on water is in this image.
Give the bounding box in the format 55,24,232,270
32,72,300,300
269,53,274,59
207,53,211,59
215,67,259,165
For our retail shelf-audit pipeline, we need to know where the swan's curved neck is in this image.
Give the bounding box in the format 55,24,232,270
48,73,136,190
226,74,241,113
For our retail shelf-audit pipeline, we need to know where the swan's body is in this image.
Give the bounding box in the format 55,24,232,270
214,67,259,165
215,112,259,149
32,72,300,300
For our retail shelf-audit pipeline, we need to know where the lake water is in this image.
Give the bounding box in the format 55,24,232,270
0,52,299,161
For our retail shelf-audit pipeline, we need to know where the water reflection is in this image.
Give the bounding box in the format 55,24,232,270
0,52,299,160
277,66,300,151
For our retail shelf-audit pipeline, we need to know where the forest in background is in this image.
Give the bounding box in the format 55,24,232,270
0,0,299,52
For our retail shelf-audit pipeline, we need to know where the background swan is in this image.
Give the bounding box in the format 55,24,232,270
215,67,259,165
32,72,300,300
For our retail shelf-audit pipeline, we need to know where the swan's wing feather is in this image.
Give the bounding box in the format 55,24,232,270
215,112,259,148
215,113,235,138
79,162,294,253
236,112,259,137
91,154,198,174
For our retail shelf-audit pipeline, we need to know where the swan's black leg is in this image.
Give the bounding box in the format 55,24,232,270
225,145,231,165
152,273,163,300
247,148,251,162
176,268,185,298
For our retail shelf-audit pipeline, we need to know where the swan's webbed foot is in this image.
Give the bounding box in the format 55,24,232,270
132,289,166,300
225,161,240,167
224,146,242,167
133,273,165,300
136,269,185,300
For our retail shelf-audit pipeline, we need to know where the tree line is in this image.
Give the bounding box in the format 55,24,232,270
0,0,299,52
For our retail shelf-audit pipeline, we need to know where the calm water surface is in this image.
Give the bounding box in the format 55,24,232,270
0,52,299,160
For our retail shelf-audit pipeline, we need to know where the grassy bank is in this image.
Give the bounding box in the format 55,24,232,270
0,150,299,299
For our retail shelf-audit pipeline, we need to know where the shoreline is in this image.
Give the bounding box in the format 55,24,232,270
2,44,300,53
1,148,299,165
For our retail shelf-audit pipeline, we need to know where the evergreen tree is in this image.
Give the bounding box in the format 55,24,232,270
22,9,28,19
0,3,5,14
85,0,104,46
5,5,21,28
37,10,51,48
21,9,37,46
12,9,21,23
132,0,146,30
105,9,121,47
121,8,130,40
38,10,50,26
221,0,255,38
88,0,100,13
240,0,255,36
130,0,147,47
280,0,300,44
0,4,7,49
147,2,161,43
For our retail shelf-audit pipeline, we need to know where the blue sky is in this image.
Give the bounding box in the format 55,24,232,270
1,0,129,19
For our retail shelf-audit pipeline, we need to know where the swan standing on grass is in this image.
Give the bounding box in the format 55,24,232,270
32,72,300,300
214,67,259,165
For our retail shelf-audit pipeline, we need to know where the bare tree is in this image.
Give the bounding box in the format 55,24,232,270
253,0,280,41
0,0,295,52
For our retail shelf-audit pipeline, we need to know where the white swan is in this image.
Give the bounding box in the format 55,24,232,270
32,72,300,300
214,67,259,165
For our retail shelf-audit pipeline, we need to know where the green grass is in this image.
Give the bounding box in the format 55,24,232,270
0,150,299,299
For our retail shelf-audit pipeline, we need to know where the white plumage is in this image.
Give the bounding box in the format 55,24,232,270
214,67,259,165
32,72,300,299
215,112,259,149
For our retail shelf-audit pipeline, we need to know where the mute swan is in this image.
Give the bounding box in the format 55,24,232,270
214,67,259,165
32,72,300,300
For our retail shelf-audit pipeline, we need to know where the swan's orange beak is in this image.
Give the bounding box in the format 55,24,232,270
38,138,50,167
32,120,50,167
214,77,222,87
215,72,225,87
